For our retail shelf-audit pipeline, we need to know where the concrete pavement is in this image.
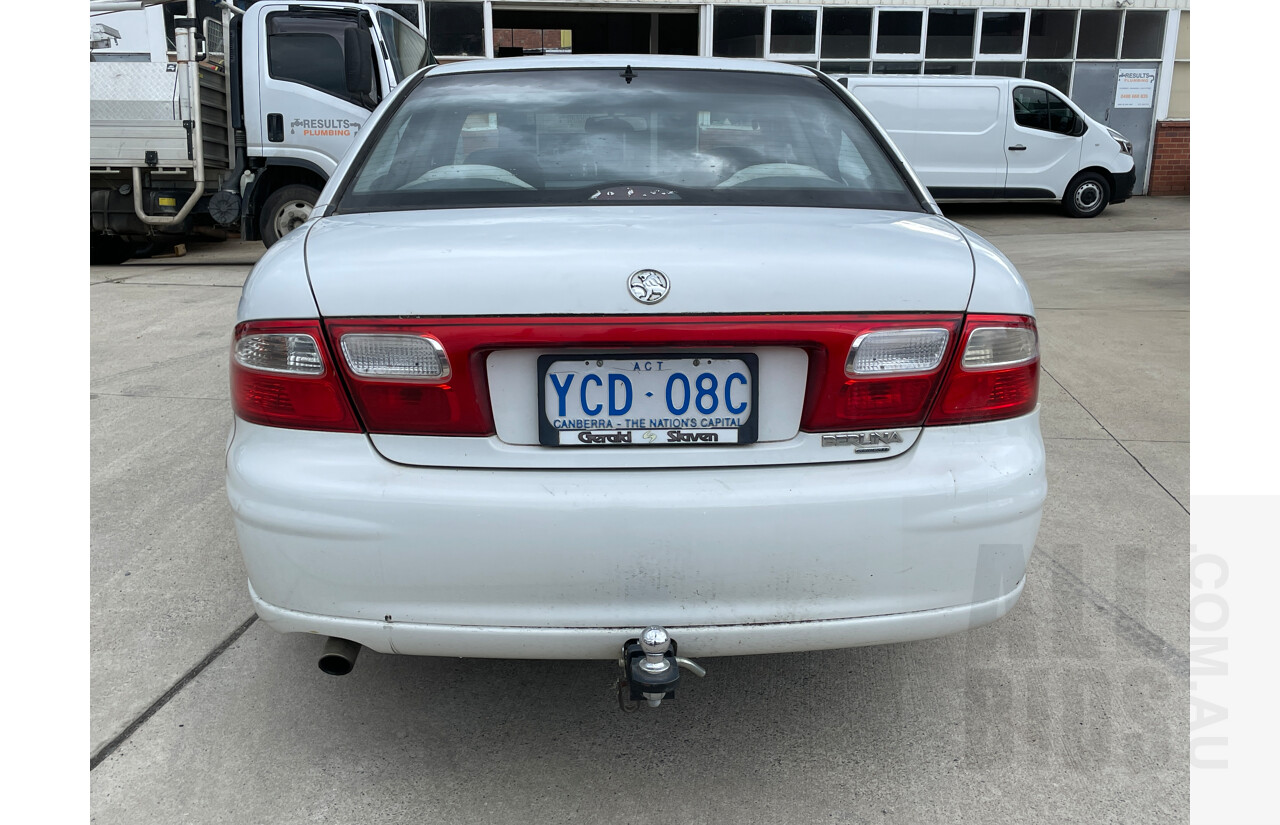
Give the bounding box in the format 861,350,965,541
90,197,1190,823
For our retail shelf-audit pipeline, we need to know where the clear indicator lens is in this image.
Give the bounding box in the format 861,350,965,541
341,334,451,381
234,333,324,375
847,328,949,375
962,327,1037,370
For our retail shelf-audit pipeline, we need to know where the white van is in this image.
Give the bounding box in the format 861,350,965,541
837,75,1136,218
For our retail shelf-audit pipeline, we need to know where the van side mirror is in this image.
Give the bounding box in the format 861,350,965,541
344,27,374,95
1072,117,1087,138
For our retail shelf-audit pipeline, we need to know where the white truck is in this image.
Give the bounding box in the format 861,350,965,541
90,0,432,263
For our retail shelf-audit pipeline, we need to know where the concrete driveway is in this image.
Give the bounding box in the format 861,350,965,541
90,197,1189,824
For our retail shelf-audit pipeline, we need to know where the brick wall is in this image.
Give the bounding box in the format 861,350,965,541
1148,121,1190,196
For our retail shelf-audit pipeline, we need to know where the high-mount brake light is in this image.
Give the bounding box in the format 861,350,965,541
230,321,360,432
927,316,1039,425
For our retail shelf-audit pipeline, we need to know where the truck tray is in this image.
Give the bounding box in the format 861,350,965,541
90,62,193,168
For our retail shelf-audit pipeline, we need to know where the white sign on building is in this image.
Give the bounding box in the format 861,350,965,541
1114,69,1157,109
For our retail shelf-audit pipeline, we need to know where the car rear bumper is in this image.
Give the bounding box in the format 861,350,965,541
227,411,1045,659
248,576,1024,659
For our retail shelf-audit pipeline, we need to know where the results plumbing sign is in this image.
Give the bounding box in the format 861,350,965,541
1115,68,1157,109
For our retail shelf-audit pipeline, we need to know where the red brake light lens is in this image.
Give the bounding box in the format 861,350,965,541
230,320,360,432
328,321,494,436
231,314,1037,437
927,315,1039,425
326,315,963,436
804,324,959,431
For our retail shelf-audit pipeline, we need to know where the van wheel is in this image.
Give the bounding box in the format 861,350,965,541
260,184,320,248
1063,172,1110,218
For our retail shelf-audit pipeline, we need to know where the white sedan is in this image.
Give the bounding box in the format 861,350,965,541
226,55,1045,700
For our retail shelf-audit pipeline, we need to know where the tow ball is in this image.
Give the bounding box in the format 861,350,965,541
617,626,707,710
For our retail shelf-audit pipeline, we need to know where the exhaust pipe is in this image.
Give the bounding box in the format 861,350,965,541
318,637,361,675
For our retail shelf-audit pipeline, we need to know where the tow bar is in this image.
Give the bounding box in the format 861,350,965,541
617,626,707,711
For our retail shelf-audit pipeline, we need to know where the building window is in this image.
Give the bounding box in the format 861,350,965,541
1121,11,1166,60
713,7,765,58
1025,62,1072,96
873,61,921,75
979,11,1026,57
925,61,973,76
925,9,975,60
1028,10,1076,60
427,2,483,57
821,61,869,75
821,8,871,59
976,61,1022,79
875,10,923,57
1077,10,1122,60
769,9,818,57
163,0,222,53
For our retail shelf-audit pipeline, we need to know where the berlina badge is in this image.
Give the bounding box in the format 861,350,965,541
628,270,670,305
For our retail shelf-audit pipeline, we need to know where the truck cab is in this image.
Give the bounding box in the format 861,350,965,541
241,1,432,244
89,0,433,263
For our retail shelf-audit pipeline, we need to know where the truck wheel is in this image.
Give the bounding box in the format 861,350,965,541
90,235,134,265
1063,172,1110,218
260,185,320,248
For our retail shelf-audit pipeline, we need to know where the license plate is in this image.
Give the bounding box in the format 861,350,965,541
538,353,759,446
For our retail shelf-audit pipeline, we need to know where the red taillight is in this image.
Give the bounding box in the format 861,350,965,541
233,314,1036,437
230,320,360,432
818,375,940,430
803,324,959,432
927,315,1039,425
327,315,962,436
339,379,478,435
328,321,495,436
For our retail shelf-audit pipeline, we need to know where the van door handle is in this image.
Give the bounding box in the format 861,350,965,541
1008,144,1027,151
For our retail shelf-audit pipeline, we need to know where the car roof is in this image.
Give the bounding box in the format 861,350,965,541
426,55,817,77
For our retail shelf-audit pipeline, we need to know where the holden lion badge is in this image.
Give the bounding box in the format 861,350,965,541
628,270,670,305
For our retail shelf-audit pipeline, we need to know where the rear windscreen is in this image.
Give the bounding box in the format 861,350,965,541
336,68,924,213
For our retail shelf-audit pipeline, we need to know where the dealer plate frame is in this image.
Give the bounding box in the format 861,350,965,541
536,351,760,447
